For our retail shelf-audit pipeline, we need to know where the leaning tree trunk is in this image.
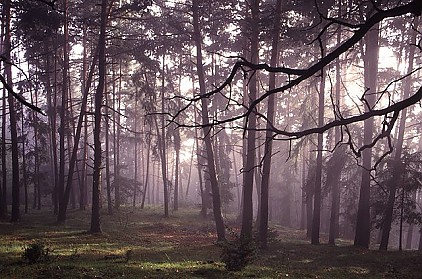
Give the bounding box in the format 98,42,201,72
90,0,108,234
192,0,225,241
57,47,98,223
258,0,281,249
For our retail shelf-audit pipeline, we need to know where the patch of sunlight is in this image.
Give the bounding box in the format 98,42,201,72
298,259,313,264
348,266,370,274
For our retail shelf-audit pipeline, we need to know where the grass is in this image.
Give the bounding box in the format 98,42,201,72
0,206,421,278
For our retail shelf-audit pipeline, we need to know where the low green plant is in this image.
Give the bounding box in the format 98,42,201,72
220,238,256,271
22,241,51,264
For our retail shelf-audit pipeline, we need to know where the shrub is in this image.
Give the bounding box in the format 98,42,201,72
22,241,50,264
220,238,256,271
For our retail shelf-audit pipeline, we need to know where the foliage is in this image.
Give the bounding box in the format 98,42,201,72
220,238,256,271
21,241,51,264
373,150,422,227
219,227,257,271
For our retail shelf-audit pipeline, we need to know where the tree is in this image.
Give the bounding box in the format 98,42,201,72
379,17,419,250
259,0,282,249
240,0,260,242
192,0,225,242
4,0,21,223
89,0,108,234
354,8,380,248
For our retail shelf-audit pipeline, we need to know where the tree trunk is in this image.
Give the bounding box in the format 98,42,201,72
157,54,169,217
57,46,99,223
241,0,259,241
21,109,28,214
354,21,379,248
300,146,307,230
258,0,281,249
58,0,70,210
174,130,180,211
192,0,225,241
140,139,151,209
311,40,326,245
4,0,20,222
113,61,121,209
90,0,108,234
0,6,5,219
105,79,113,215
379,18,418,251
329,3,343,245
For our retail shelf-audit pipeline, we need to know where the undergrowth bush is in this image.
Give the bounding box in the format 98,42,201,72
219,226,257,272
22,241,51,264
220,238,256,271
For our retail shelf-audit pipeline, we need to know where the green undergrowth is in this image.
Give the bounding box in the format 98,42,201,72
0,206,421,278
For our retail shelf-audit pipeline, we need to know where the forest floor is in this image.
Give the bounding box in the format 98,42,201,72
0,206,421,278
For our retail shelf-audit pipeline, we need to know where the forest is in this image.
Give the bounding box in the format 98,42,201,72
1,0,422,278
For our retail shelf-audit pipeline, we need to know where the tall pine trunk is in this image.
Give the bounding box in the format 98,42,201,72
258,0,281,249
354,21,379,248
192,0,225,241
4,0,20,222
379,18,418,250
241,0,259,241
90,0,108,234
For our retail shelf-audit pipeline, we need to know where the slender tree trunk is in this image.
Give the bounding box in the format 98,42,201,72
46,38,59,214
300,145,307,230
311,39,326,245
258,0,281,249
329,3,343,245
241,0,260,241
354,22,379,248
21,109,28,214
157,54,169,217
132,96,139,207
4,0,20,222
113,65,121,209
192,0,225,241
57,47,99,223
90,0,108,234
58,0,70,210
105,78,113,214
0,7,5,219
379,19,418,251
185,143,194,199
140,139,151,209
405,191,417,249
174,131,180,211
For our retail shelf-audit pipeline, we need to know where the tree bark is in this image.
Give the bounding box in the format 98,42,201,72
174,130,180,211
259,0,281,249
192,0,225,241
57,46,99,223
4,0,20,222
241,0,260,241
379,18,418,250
329,2,343,245
58,0,70,210
90,0,108,234
354,21,379,248
311,32,326,245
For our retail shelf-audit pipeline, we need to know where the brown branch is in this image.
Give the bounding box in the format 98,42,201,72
0,74,45,115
